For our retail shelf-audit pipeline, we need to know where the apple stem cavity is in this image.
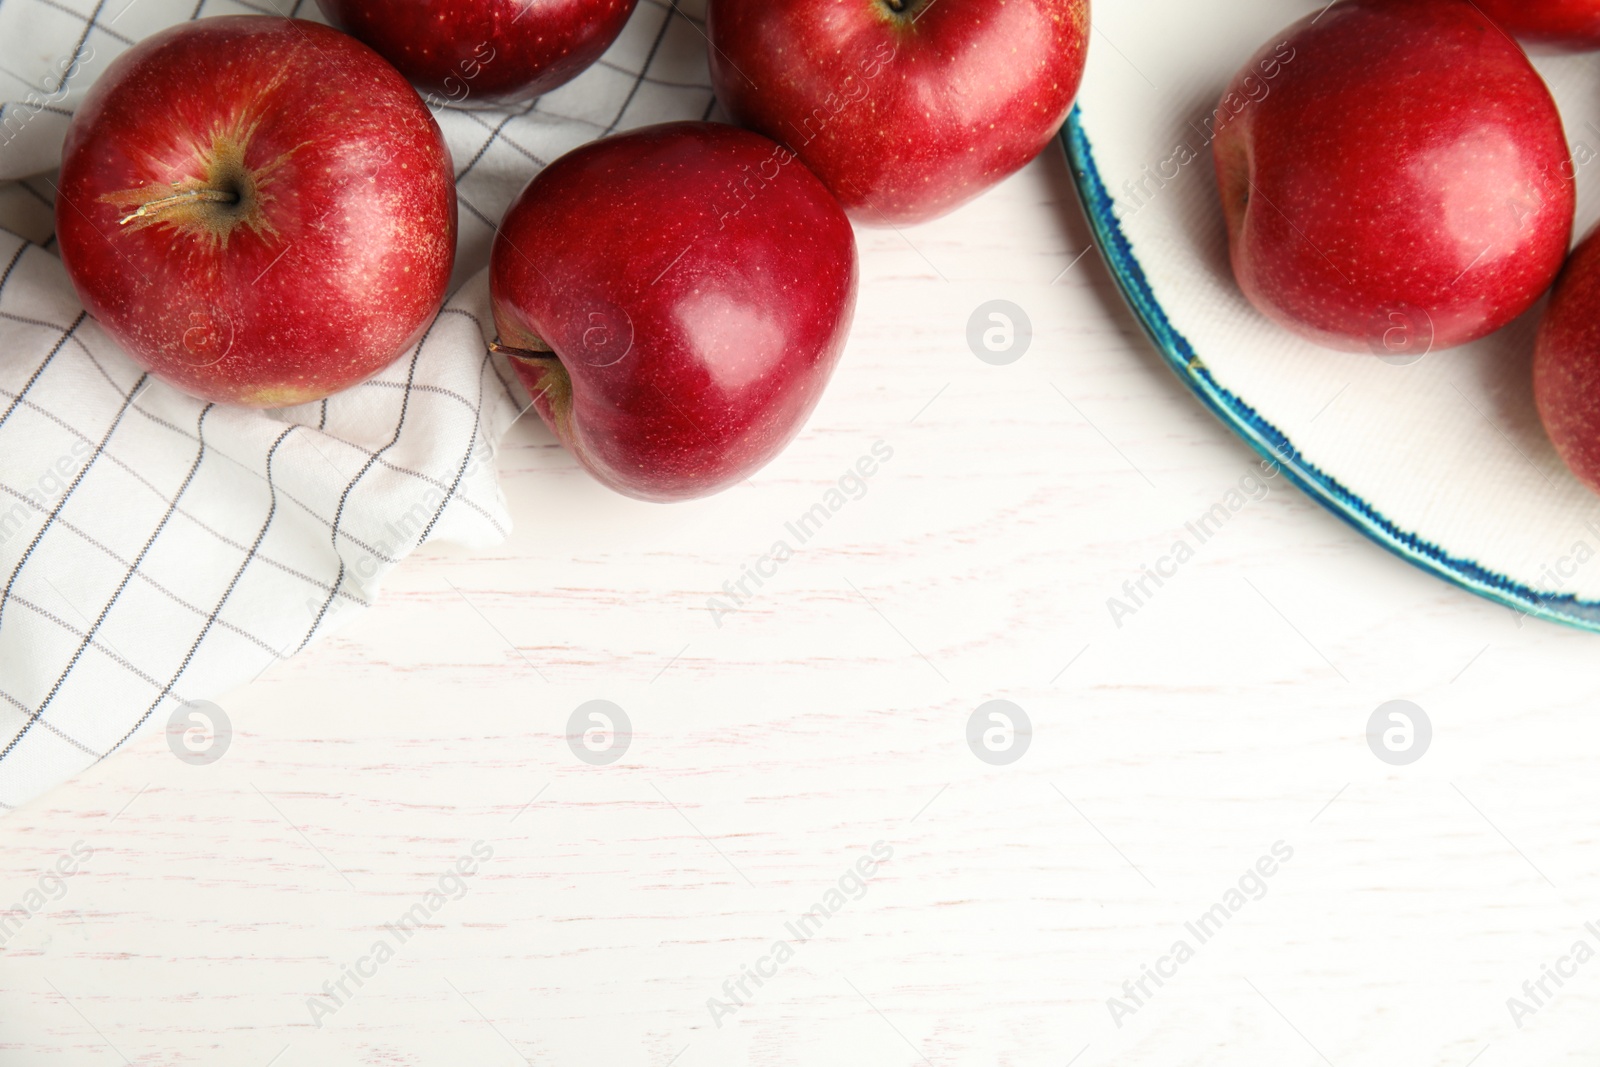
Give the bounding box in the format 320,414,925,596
491,338,573,440
879,0,924,21
99,126,296,249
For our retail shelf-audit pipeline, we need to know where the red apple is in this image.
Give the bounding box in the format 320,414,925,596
1456,0,1600,51
316,0,636,107
1536,227,1600,494
56,16,455,407
705,0,1089,226
489,121,857,501
1213,0,1573,354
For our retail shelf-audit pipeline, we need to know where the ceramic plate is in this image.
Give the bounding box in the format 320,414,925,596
1062,0,1600,631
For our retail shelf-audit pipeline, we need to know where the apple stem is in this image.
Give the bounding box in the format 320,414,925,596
488,340,558,363
119,187,241,226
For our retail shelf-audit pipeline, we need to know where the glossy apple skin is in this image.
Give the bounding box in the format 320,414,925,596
490,122,858,502
1214,0,1574,353
56,17,455,408
1535,228,1600,494
706,0,1089,226
1460,0,1600,50
316,0,636,107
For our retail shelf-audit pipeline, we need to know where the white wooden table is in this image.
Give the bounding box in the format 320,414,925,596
3,145,1599,1067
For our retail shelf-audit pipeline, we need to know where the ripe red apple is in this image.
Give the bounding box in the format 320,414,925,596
1214,0,1574,354
705,0,1089,226
489,122,857,501
1456,0,1600,51
1535,227,1600,494
56,16,455,407
316,0,637,107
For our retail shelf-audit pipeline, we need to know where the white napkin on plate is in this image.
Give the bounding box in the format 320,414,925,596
0,0,716,810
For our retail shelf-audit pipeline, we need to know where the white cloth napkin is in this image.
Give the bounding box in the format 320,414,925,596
0,0,716,810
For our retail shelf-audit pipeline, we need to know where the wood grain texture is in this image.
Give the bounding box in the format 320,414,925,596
3,148,1600,1067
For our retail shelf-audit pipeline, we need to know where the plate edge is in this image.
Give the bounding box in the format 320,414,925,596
1060,106,1600,634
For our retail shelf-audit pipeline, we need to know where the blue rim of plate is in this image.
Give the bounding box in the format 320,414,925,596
1060,106,1600,634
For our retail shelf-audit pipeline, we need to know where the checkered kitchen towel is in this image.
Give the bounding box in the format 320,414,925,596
0,0,715,810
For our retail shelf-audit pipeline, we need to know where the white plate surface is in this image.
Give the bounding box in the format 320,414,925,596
1066,0,1600,630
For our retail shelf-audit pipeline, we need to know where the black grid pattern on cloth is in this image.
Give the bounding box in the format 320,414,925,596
0,0,716,809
